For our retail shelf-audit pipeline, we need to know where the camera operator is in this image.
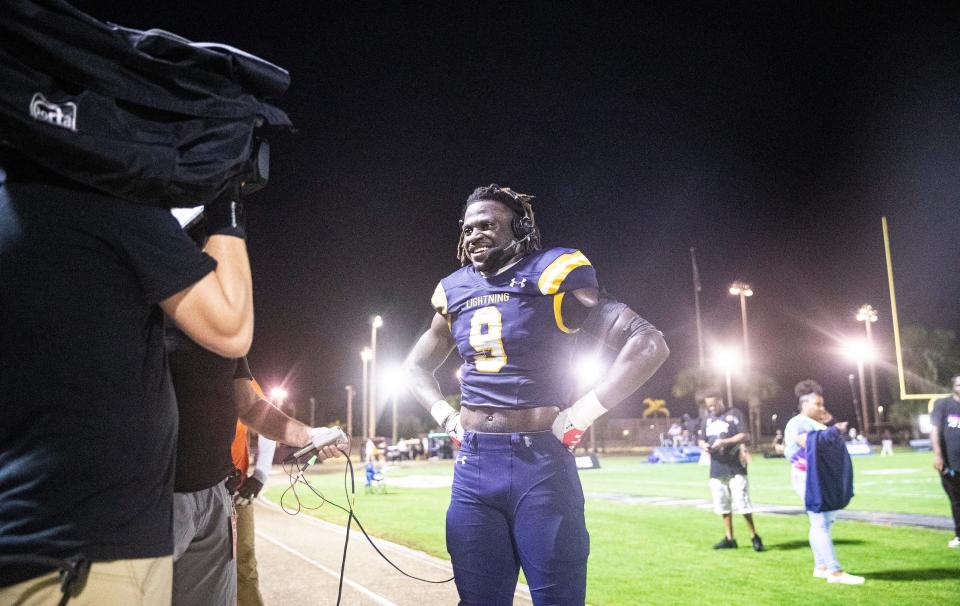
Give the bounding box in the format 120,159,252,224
0,150,254,605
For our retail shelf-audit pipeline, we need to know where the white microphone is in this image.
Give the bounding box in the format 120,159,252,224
293,426,349,459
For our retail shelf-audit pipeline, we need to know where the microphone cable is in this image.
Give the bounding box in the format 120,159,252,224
280,445,454,605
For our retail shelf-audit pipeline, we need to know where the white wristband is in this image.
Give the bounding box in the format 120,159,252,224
430,399,456,427
567,390,608,428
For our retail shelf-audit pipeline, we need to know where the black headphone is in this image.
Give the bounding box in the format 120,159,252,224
511,213,534,240
458,208,534,239
458,185,536,243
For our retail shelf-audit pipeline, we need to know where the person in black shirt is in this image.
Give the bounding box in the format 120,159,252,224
167,326,344,606
931,374,960,548
697,387,763,551
0,150,254,605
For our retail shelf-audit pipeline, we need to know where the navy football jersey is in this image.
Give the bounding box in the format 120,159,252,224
432,247,598,409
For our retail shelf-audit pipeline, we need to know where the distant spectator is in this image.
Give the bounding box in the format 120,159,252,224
785,380,864,584
931,375,960,548
770,429,784,455
880,429,894,457
696,387,763,552
684,413,701,443
668,422,683,447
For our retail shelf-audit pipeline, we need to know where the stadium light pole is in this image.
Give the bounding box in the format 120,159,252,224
382,366,406,444
856,304,880,426
369,315,383,439
360,348,372,440
728,282,753,373
345,385,354,441
842,339,873,435
712,346,741,410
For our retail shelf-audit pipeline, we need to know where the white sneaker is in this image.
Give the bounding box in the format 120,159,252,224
827,572,865,585
948,536,960,548
813,568,829,579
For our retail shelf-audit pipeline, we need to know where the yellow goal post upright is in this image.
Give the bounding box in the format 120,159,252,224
882,216,949,411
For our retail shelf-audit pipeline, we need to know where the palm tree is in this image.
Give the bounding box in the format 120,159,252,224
894,325,960,394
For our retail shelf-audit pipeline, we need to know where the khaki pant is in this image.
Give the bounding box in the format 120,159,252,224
236,501,263,606
0,556,172,606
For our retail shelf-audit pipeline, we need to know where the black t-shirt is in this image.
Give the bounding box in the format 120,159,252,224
931,397,960,470
0,158,216,587
700,407,748,478
167,327,253,493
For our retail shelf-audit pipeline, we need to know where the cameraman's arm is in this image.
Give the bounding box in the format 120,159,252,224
161,234,253,358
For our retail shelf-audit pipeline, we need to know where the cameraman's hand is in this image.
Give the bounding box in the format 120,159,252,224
834,421,849,434
204,184,246,239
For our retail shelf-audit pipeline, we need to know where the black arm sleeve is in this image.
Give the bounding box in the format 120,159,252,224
580,295,660,351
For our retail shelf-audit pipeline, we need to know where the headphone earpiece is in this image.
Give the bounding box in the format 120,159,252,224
512,215,534,240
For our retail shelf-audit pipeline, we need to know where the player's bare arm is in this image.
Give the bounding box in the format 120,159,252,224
551,287,669,448
931,425,944,472
404,313,462,441
571,287,670,407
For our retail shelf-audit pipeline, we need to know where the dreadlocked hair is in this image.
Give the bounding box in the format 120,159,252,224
456,184,542,265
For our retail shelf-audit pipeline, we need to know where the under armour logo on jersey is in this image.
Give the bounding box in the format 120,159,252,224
510,278,527,288
456,455,467,465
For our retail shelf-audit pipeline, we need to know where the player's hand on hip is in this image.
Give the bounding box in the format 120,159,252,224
552,390,608,451
446,413,464,448
430,400,464,448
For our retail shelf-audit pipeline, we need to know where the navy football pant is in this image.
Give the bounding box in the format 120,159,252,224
446,431,589,606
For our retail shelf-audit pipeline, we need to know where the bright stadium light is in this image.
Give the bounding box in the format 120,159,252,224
712,345,741,406
270,387,288,400
729,282,753,297
381,365,405,443
574,355,604,388
381,366,406,395
712,345,741,374
841,339,874,363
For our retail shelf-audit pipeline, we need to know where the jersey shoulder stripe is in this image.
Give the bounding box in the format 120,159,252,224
431,281,448,315
537,248,594,294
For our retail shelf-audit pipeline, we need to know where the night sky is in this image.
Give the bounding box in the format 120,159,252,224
75,1,960,429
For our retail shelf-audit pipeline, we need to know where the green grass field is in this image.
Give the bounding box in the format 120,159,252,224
265,451,958,605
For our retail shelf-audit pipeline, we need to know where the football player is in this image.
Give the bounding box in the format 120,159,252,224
405,184,669,605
